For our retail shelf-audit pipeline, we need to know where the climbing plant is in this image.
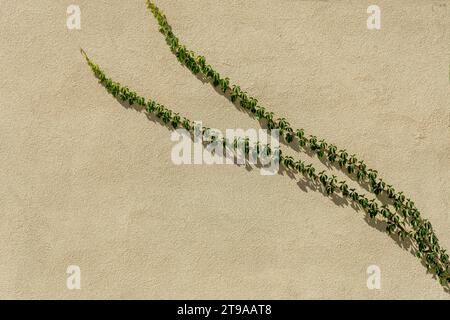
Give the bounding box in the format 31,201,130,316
144,0,450,287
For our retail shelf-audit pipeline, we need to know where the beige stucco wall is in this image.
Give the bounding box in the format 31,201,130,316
0,0,449,299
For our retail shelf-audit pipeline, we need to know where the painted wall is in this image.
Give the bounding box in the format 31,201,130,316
0,0,449,299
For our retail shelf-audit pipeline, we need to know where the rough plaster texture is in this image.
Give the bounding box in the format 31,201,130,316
0,0,449,299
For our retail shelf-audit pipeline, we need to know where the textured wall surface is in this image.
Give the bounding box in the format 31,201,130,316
0,0,449,299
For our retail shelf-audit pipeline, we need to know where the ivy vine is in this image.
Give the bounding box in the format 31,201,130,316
144,0,450,288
